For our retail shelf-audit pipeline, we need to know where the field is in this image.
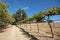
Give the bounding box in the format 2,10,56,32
18,22,60,40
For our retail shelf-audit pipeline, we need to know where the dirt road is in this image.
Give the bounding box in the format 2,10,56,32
0,25,30,40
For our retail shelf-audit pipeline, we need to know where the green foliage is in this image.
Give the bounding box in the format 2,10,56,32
45,7,59,16
0,1,60,25
14,9,28,22
56,7,60,14
0,1,8,9
51,7,58,15
0,1,15,25
33,12,44,22
16,18,29,24
16,7,60,24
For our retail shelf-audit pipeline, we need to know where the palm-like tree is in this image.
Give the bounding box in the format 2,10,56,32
51,7,58,27
33,12,44,33
45,7,58,38
45,10,54,38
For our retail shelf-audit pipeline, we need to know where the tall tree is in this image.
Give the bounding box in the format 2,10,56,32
44,7,58,38
14,9,28,22
45,10,54,38
0,1,15,26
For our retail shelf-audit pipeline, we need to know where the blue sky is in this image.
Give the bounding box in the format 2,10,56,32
1,0,60,21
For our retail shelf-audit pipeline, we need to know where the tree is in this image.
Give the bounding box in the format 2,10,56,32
14,9,28,22
45,10,54,38
0,1,15,26
37,12,44,22
33,12,44,33
44,7,58,38
33,12,44,23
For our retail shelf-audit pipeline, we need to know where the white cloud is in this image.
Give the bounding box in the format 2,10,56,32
22,7,30,10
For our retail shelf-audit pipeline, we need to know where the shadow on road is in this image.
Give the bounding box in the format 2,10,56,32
16,25,38,40
20,28,38,40
0,25,9,33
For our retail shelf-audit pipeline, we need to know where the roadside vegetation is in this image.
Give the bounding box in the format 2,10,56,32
0,1,60,38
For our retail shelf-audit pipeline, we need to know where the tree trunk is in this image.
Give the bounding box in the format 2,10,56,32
37,22,39,33
53,22,55,27
48,22,54,38
22,24,23,28
30,23,31,31
26,23,27,30
22,24,24,29
29,21,31,31
48,16,54,38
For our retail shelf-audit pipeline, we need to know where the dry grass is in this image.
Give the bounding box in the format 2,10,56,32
18,22,60,40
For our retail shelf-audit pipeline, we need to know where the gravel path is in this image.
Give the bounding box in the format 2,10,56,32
0,25,30,40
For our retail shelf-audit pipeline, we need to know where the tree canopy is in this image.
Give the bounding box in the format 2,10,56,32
0,1,15,25
14,9,28,22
